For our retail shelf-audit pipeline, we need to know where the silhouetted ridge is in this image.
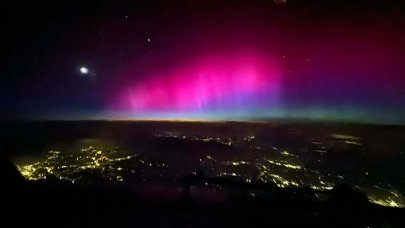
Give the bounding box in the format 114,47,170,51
0,153,25,187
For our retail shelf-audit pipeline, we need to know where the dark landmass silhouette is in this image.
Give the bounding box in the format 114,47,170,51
1,120,405,227
1,153,403,228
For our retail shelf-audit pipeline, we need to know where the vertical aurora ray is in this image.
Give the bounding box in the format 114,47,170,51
113,53,282,119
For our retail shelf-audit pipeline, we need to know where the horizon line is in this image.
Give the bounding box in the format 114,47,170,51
2,117,404,127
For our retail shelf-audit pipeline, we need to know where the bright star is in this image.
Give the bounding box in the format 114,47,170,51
80,67,89,74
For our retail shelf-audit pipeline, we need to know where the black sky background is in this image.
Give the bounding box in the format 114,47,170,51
1,0,404,120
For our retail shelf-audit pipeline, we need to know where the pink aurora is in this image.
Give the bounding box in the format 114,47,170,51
115,52,281,114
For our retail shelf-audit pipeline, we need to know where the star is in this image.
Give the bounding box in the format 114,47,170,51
80,67,89,74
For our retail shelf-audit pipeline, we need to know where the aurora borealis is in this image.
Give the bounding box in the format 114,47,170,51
114,52,282,118
2,0,405,124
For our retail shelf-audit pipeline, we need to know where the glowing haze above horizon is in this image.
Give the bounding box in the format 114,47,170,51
2,0,405,124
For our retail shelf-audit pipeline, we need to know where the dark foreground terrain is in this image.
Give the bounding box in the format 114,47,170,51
1,121,405,227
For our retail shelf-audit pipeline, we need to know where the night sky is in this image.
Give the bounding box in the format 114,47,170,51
2,0,405,123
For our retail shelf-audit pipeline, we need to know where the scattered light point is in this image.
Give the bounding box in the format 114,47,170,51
80,67,89,74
